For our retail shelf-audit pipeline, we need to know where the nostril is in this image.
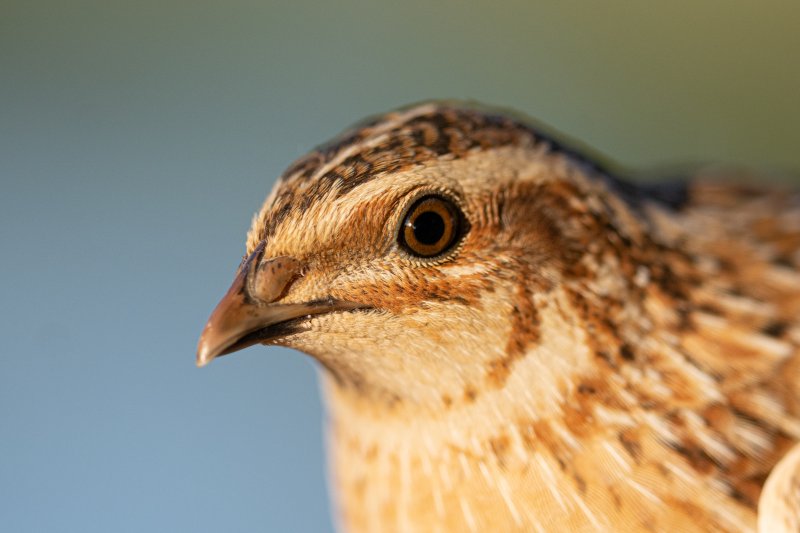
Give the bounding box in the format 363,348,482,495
237,240,267,276
248,255,304,303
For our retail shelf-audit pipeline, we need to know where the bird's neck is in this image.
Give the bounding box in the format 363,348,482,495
319,273,761,532
319,283,625,531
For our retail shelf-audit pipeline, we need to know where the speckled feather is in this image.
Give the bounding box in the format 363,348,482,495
239,102,800,532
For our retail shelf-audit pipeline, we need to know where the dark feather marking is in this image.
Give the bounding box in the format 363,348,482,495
261,104,689,240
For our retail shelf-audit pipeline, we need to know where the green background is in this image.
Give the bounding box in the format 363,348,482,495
2,1,798,532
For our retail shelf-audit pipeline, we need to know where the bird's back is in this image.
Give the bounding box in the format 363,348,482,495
628,174,800,529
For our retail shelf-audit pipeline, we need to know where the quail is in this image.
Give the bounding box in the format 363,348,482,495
197,102,800,532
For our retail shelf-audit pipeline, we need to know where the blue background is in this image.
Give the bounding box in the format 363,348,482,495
2,2,799,532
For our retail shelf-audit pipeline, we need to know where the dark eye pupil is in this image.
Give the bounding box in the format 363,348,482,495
412,211,445,245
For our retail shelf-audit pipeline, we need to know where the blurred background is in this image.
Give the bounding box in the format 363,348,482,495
2,1,799,531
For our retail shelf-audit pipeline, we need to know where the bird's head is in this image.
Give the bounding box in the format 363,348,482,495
197,102,652,409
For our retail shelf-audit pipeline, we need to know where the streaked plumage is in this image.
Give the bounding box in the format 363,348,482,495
198,102,800,532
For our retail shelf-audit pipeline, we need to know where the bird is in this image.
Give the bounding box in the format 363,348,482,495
197,101,800,532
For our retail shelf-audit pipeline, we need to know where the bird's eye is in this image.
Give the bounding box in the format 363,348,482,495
399,195,463,258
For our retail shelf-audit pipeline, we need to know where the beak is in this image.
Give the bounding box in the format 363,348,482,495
196,241,358,367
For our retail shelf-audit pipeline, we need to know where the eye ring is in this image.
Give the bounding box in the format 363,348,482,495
398,195,465,258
